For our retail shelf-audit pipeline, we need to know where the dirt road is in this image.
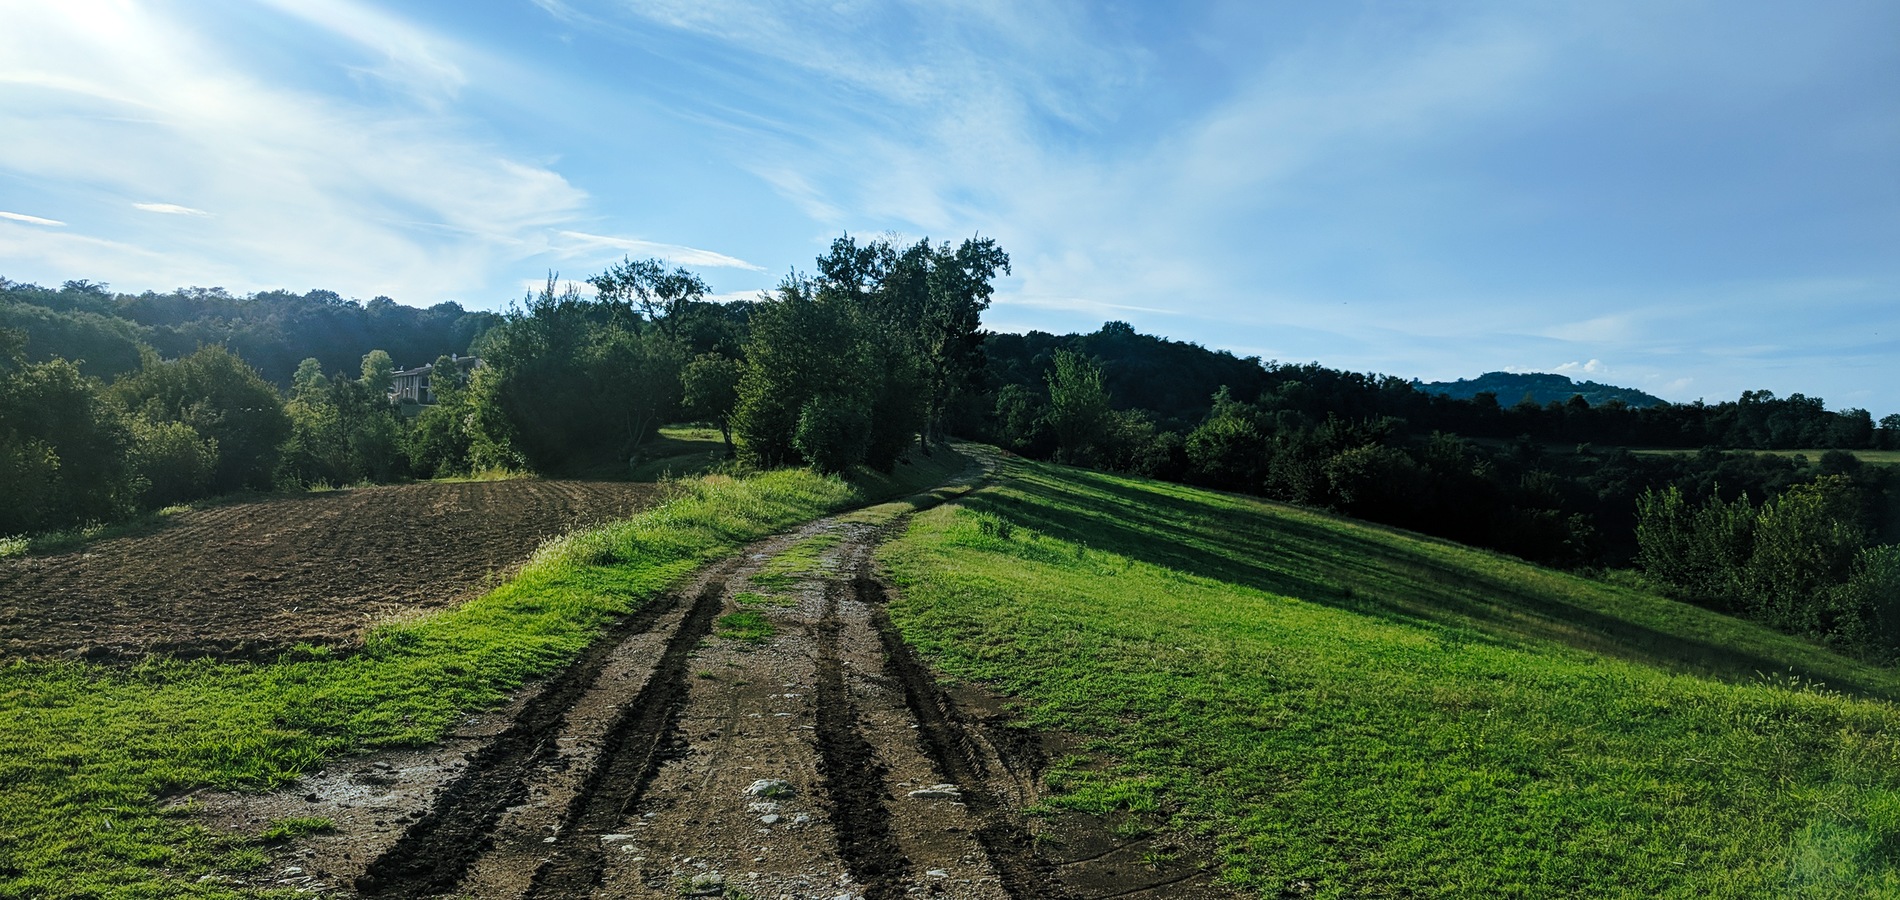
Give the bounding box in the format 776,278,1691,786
202,466,1233,898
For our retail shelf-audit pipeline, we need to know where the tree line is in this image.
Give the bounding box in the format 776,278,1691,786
0,233,1006,535
0,277,500,386
970,324,1899,658
6,253,1895,658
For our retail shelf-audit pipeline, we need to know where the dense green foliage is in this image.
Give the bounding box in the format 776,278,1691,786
733,234,1008,471
111,346,292,494
0,293,146,379
0,260,754,536
1638,476,1900,657
0,340,137,535
0,339,299,537
880,457,1900,898
279,357,407,488
475,276,690,473
1,278,497,386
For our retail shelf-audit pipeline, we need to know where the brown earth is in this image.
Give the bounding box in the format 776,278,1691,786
195,459,1240,899
0,479,667,661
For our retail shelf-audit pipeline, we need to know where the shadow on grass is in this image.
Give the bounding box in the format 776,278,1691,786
961,461,1895,701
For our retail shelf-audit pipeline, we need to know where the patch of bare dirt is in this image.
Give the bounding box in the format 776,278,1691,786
0,479,665,661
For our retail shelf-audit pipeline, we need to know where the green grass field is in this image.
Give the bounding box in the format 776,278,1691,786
0,448,967,899
625,425,731,481
878,457,1900,898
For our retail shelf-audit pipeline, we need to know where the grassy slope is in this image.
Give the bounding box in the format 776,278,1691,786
0,449,967,899
878,457,1900,899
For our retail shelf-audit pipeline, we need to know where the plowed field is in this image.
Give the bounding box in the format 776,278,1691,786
0,480,666,661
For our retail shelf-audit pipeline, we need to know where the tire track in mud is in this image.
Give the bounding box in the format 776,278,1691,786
522,571,731,897
812,569,911,898
857,567,1072,900
354,569,730,897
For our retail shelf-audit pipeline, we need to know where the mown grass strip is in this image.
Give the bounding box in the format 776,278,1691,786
0,451,966,899
879,457,1900,899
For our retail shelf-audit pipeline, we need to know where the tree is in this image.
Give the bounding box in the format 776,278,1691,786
291,357,329,399
917,237,1009,444
406,354,475,478
1634,485,1755,611
127,418,217,507
111,345,290,492
1742,476,1867,638
480,274,687,472
992,383,1052,457
793,393,872,474
1879,414,1900,451
733,276,868,468
279,364,406,487
360,349,395,396
1186,387,1269,490
681,352,743,457
583,325,684,465
1044,350,1112,466
587,257,710,339
0,355,136,533
812,233,1009,448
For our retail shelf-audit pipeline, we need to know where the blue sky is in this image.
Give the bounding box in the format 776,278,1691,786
1,1,1895,414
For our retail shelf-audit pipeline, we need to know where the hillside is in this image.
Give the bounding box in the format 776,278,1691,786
1416,371,1669,408
878,455,1900,898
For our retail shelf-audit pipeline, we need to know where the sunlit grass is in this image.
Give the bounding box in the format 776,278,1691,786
625,425,731,481
880,456,1900,898
714,610,775,644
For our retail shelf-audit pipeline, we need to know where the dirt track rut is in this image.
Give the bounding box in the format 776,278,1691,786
221,461,1234,899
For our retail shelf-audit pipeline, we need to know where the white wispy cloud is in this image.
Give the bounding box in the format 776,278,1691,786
252,0,468,104
0,211,65,227
555,231,764,271
132,202,209,216
0,0,586,301
1554,359,1609,377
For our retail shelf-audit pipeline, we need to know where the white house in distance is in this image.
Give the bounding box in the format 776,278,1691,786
390,354,482,405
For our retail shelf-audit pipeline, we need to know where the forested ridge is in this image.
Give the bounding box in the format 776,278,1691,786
3,245,1896,658
1415,370,1669,409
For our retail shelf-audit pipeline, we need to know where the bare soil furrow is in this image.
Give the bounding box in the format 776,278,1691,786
0,479,663,661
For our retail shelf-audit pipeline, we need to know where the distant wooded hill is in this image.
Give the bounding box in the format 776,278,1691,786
1414,371,1668,409
0,278,499,385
